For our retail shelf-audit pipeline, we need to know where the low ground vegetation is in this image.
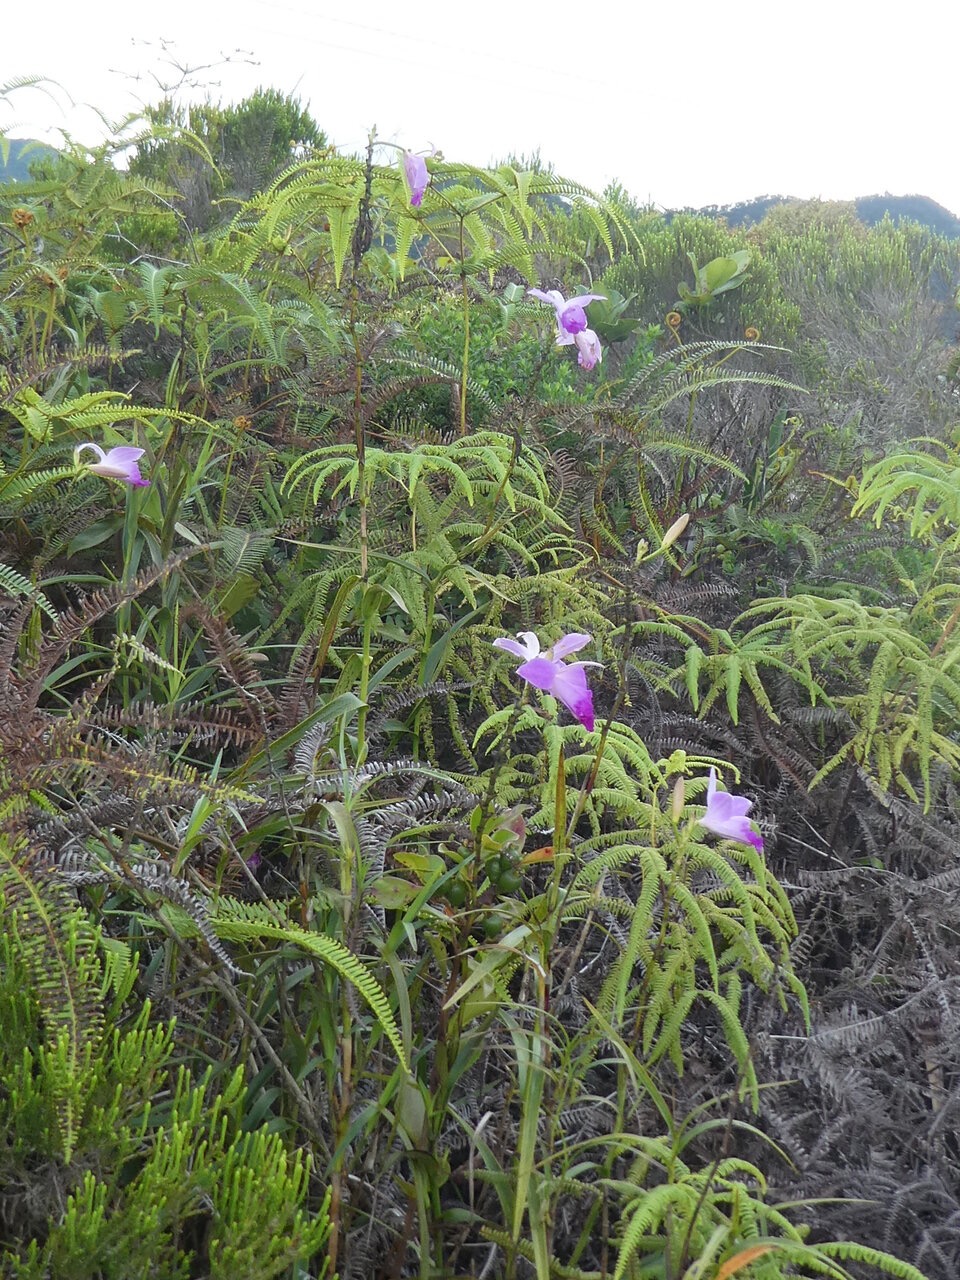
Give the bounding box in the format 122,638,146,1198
3,84,960,1279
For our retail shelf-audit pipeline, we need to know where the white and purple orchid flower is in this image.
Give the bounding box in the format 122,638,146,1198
699,768,763,852
402,150,429,207
493,631,599,732
528,287,606,370
74,443,149,487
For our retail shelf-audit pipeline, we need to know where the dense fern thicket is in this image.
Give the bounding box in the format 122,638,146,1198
3,83,960,1279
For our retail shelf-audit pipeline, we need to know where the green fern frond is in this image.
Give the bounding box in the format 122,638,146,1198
219,525,276,577
206,896,409,1073
0,561,58,620
0,465,75,512
740,593,960,805
852,439,960,540
812,1241,929,1280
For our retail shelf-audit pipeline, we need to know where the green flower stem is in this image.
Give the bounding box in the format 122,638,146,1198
356,596,375,764
459,217,470,436
40,282,57,354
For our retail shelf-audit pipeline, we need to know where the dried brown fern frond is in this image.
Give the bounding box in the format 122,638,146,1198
361,374,458,427
0,345,137,405
181,599,278,728
0,556,277,983
88,700,263,748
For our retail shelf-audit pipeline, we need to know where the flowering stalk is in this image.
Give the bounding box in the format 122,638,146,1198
350,130,376,577
459,214,470,435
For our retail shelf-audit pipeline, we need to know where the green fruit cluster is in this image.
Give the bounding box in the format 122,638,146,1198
484,854,522,897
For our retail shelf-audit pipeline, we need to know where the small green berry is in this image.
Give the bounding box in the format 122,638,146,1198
484,855,503,883
482,912,506,939
495,867,522,895
445,880,467,908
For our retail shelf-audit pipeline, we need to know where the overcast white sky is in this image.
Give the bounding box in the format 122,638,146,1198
3,0,959,216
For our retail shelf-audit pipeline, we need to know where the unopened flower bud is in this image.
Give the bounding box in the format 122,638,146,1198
660,513,690,552
671,776,686,823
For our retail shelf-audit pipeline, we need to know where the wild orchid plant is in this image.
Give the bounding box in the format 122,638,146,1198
528,287,606,370
492,632,763,850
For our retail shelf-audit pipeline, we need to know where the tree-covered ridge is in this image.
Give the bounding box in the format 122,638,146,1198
0,136,57,181
681,192,960,239
2,83,960,1279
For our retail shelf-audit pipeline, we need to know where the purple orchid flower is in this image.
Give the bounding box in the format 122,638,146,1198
492,631,600,732
402,150,429,207
528,288,606,371
528,288,605,337
699,768,763,852
74,443,149,487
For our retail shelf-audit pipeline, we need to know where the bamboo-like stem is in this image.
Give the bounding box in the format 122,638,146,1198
459,216,470,435
350,129,376,579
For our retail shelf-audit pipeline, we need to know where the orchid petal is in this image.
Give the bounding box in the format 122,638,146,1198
699,769,763,852
550,632,592,659
402,151,429,207
493,638,530,659
712,791,752,820
74,442,106,466
101,446,147,467
559,302,589,334
493,631,540,661
527,288,565,314
559,295,606,336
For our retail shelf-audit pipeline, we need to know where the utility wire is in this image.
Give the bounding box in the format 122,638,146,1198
247,0,607,89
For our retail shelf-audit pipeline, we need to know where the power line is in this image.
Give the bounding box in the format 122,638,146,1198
247,0,607,89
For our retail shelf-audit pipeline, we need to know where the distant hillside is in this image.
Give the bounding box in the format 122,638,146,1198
676,193,960,239
0,138,57,182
